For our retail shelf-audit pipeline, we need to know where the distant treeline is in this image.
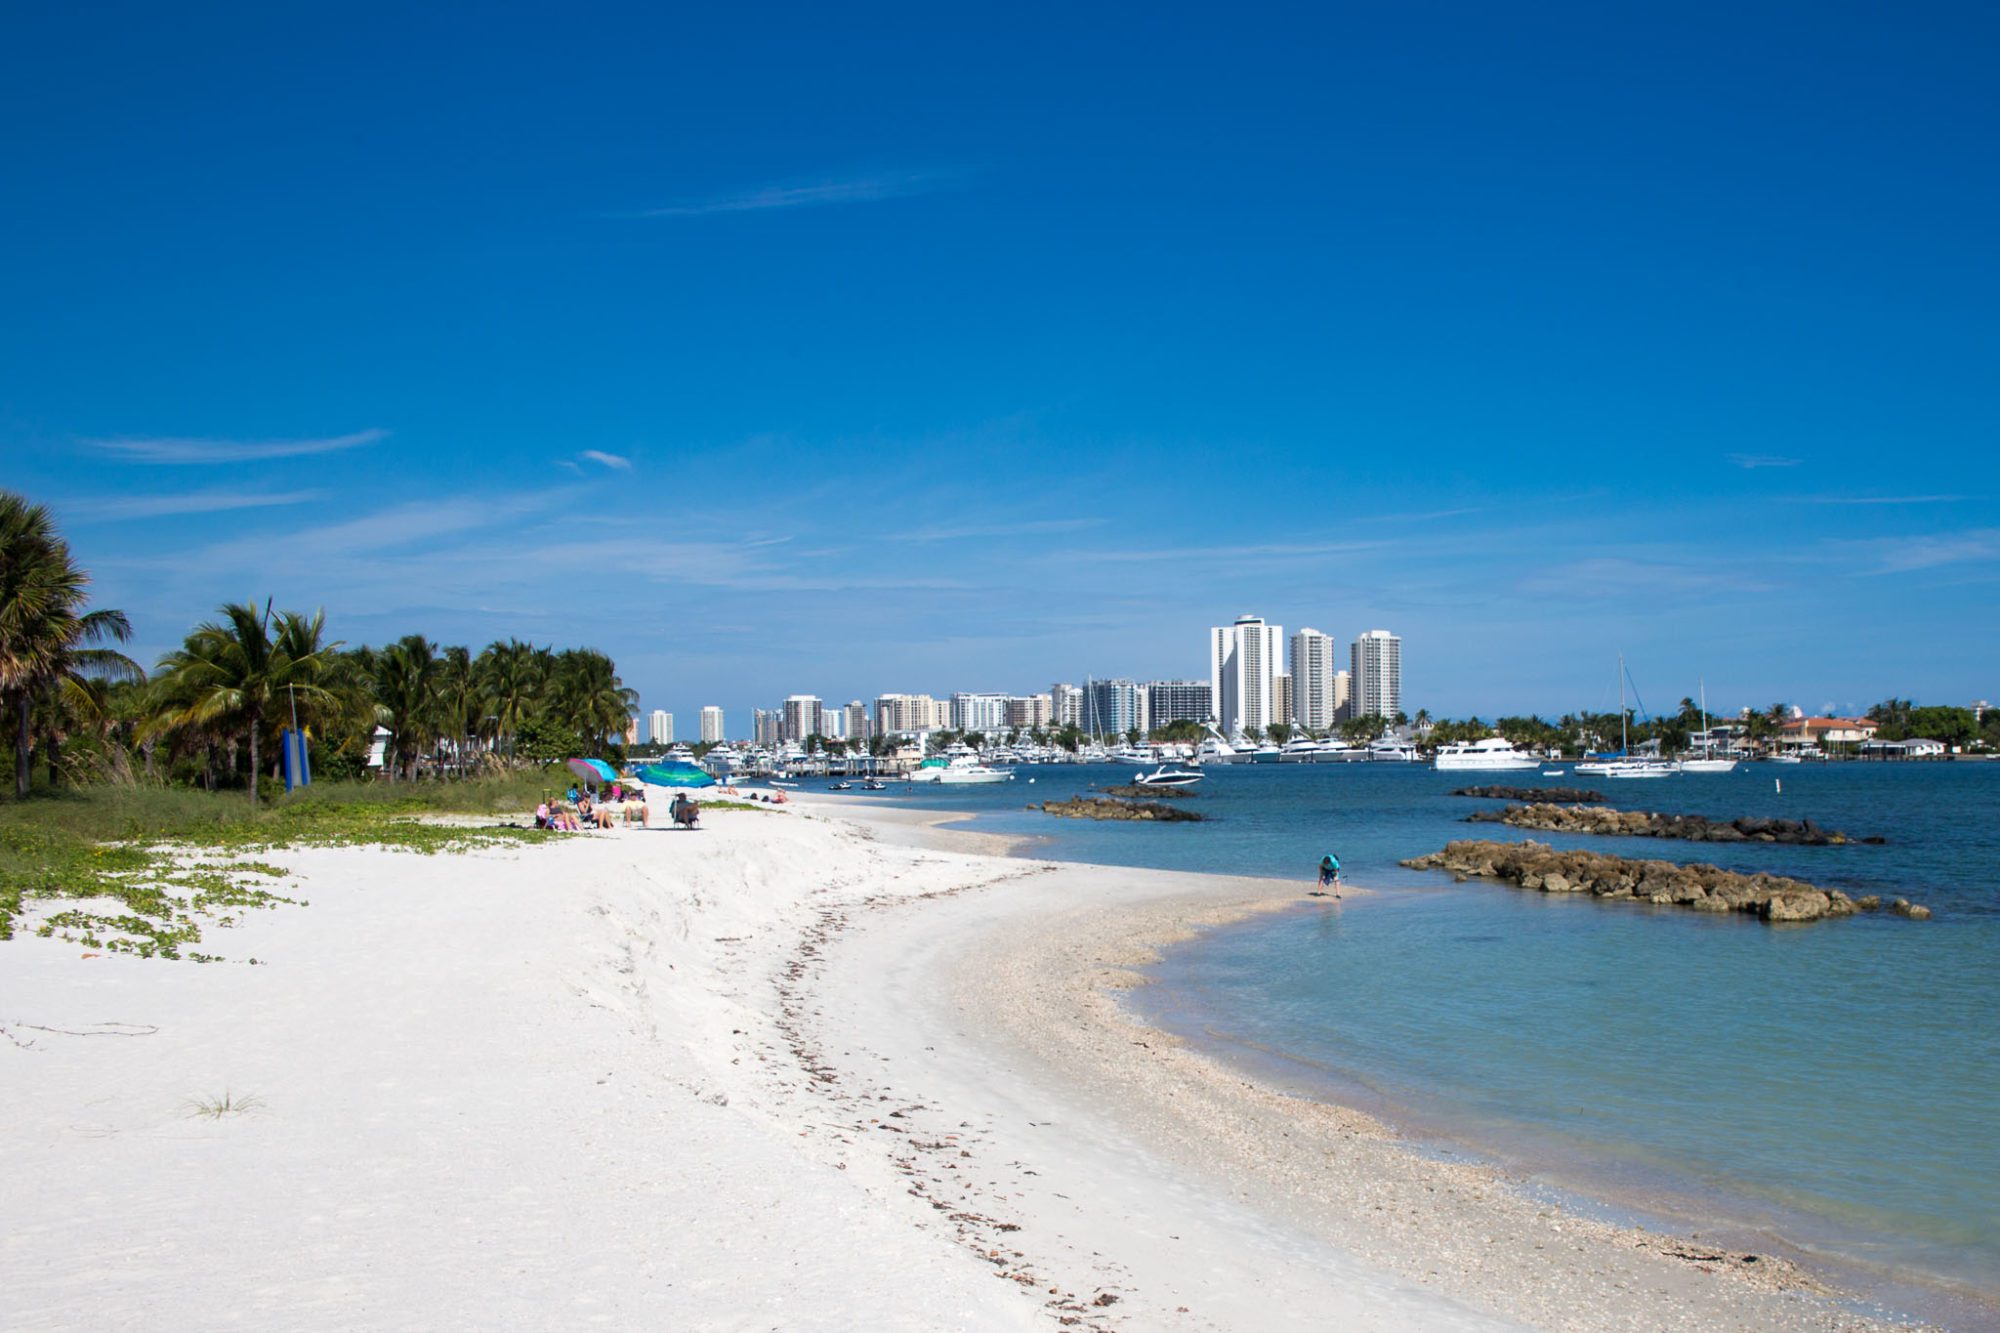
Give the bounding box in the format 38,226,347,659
2,491,636,804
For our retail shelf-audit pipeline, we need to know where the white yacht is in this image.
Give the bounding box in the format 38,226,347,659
1367,739,1420,762
1196,728,1248,764
1432,737,1539,771
1249,741,1282,763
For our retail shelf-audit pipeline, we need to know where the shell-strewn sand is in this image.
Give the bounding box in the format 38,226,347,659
0,798,1933,1329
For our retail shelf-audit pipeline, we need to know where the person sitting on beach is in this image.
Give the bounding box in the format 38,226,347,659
671,794,699,829
567,785,580,804
622,796,649,826
535,800,552,829
1316,853,1342,897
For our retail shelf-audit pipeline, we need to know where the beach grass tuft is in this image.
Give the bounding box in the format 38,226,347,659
184,1090,264,1119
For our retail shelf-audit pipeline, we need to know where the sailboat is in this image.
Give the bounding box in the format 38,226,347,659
1676,680,1738,773
1575,655,1674,779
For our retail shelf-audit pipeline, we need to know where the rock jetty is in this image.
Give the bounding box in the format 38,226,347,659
1452,785,1605,804
1401,839,1928,923
1466,803,1882,846
1037,797,1204,822
1101,784,1196,799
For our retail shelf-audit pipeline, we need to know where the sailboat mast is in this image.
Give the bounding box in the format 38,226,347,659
1619,654,1628,755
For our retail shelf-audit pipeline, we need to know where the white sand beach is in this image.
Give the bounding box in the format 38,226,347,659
1,799,1909,1330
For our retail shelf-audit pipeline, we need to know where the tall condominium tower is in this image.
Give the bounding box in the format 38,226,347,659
1210,613,1284,736
782,694,824,743
844,701,871,743
1085,679,1143,737
950,692,1010,733
1049,683,1085,729
1350,630,1402,719
699,706,725,743
1143,680,1213,728
1288,629,1341,732
875,693,945,736
649,709,673,744
1333,669,1352,721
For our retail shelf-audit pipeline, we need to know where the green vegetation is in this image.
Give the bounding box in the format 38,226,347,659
2,489,642,804
0,773,561,958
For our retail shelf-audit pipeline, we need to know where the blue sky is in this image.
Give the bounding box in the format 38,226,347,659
4,2,1996,726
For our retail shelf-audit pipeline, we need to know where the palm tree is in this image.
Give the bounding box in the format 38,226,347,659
373,634,444,781
150,603,341,807
477,638,544,756
0,493,141,797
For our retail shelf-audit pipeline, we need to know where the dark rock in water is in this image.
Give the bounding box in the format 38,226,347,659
1039,796,1204,822
1101,783,1196,799
1453,785,1605,804
1466,803,1876,847
1399,839,1927,925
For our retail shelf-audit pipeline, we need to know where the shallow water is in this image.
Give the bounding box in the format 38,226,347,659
855,760,2000,1316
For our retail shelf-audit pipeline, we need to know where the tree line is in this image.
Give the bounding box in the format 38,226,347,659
1,492,637,804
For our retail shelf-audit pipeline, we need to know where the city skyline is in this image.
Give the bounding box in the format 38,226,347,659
6,6,1993,722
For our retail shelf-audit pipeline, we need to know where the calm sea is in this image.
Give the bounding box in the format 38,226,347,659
854,760,2000,1322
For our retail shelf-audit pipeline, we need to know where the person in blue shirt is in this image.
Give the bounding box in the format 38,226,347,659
1317,853,1341,897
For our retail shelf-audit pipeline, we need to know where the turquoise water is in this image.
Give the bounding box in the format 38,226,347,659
850,761,2000,1317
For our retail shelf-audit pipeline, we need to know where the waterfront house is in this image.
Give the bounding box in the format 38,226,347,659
1778,716,1879,755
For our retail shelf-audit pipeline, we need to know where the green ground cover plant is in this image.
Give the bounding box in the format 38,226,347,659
0,773,561,959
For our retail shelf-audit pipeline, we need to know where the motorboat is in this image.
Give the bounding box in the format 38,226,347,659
861,778,887,790
1249,742,1282,763
1368,740,1420,762
1541,768,1566,776
829,780,853,790
1132,764,1203,789
1433,738,1539,771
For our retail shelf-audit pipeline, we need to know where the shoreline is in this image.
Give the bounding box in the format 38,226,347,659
0,794,1971,1328
790,795,1934,1329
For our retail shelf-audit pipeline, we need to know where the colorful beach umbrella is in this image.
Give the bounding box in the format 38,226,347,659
566,757,620,785
637,762,716,789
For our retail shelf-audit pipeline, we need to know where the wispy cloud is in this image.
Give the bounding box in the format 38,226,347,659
1728,452,1803,470
63,489,326,521
1064,540,1385,565
894,517,1102,543
1787,494,1965,506
85,428,389,464
1849,528,2000,574
579,450,633,471
638,172,951,218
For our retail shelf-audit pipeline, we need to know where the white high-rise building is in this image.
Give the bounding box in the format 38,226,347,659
1351,630,1402,720
1210,614,1284,736
699,706,725,743
950,692,1010,733
1050,683,1085,729
1333,669,1352,721
844,701,871,743
649,709,673,744
782,694,824,743
1289,629,1341,733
